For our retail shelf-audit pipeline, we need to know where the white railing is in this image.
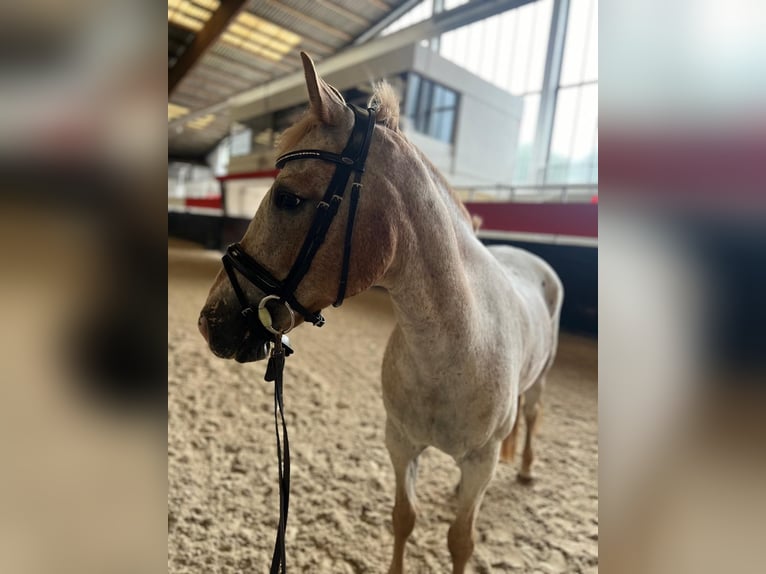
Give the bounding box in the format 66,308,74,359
455,184,597,203
168,162,220,200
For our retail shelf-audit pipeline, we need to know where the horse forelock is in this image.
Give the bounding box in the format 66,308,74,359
275,112,320,156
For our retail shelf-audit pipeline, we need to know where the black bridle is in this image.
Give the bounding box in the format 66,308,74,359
221,104,377,334
220,103,376,574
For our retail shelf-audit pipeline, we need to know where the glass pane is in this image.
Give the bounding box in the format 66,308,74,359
433,85,457,109
455,25,470,69
547,84,598,183
547,85,578,181
432,84,446,108
418,78,432,115
412,79,430,132
528,0,553,91
494,11,514,91
466,21,483,72
570,83,597,163
404,74,421,119
569,83,598,183
430,110,455,142
519,93,541,148
382,0,433,36
512,2,535,92
560,0,594,86
480,16,501,80
439,0,552,96
590,129,599,183
440,25,456,61
583,0,598,83
512,94,541,184
508,10,524,93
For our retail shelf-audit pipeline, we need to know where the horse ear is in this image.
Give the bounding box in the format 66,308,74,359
300,52,345,125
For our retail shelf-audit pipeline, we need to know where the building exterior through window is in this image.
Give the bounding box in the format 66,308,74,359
403,73,459,144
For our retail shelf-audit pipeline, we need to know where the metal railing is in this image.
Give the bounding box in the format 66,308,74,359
454,183,597,203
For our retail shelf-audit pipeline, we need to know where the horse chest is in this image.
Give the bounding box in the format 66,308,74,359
382,339,513,454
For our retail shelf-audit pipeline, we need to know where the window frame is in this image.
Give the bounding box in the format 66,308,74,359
402,72,460,144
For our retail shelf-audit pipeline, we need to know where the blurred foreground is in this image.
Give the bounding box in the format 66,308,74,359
601,0,766,571
0,2,165,572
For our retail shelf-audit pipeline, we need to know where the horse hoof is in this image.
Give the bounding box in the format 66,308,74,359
516,473,534,485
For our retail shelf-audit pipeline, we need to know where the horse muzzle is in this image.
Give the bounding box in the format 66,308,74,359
198,307,270,363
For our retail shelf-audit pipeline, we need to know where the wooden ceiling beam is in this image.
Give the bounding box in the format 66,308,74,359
169,0,248,95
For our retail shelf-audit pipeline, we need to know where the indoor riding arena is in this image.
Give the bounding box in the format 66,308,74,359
169,239,597,573
169,1,598,572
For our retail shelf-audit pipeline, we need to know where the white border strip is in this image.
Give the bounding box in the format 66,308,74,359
477,229,598,247
165,207,598,247
167,205,224,217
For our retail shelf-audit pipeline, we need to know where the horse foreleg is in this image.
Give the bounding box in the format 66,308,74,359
448,441,499,574
518,379,544,483
386,419,422,574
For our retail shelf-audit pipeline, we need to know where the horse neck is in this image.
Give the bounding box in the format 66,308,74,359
379,149,479,347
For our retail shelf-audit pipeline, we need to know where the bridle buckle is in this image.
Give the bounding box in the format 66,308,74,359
257,295,296,336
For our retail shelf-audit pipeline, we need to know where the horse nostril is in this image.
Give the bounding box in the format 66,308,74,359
198,314,210,343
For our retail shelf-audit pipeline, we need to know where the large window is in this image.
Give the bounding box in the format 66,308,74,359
439,0,554,183
385,0,598,187
547,0,598,184
403,73,459,143
382,0,433,36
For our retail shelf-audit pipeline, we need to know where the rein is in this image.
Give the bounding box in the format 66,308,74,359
220,104,377,573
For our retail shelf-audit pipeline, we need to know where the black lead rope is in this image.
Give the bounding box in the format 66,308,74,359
264,338,289,574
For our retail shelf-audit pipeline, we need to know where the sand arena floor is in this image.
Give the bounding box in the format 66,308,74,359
168,239,598,573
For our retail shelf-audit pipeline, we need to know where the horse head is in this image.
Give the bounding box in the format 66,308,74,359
199,52,400,362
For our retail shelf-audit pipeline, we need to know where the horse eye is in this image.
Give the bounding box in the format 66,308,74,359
275,190,303,211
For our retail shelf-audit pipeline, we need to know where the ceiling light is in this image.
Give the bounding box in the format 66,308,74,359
221,12,301,62
169,0,217,32
168,103,190,121
193,0,220,10
179,2,211,22
169,11,204,31
187,114,216,130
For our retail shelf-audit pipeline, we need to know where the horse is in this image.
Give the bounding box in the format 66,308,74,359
198,52,563,574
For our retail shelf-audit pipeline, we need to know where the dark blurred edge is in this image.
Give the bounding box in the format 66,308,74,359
601,127,766,384
0,158,168,413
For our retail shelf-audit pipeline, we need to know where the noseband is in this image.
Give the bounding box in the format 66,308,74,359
222,104,377,337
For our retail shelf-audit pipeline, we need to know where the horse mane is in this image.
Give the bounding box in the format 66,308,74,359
369,81,400,132
369,82,473,229
417,148,474,229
